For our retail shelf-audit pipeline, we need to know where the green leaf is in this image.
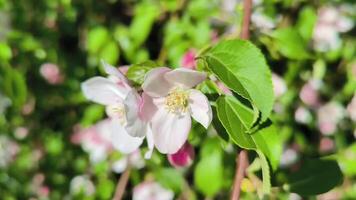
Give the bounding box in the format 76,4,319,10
0,42,12,61
283,159,343,195
194,143,223,197
296,6,317,41
216,96,282,171
87,27,109,54
337,144,356,176
99,41,119,64
216,96,256,149
130,3,159,47
251,124,283,171
126,60,158,85
155,168,185,192
271,28,310,60
0,66,27,108
202,39,274,122
256,150,271,196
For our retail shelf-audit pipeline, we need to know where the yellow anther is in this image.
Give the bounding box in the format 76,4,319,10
165,88,189,114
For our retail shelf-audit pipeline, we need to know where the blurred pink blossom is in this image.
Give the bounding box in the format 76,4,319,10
319,137,335,153
272,73,287,98
168,142,195,168
294,106,312,124
347,94,356,122
0,136,19,168
133,181,174,200
299,80,321,107
313,6,354,51
14,126,29,140
71,121,113,163
38,186,50,197
280,147,298,167
22,98,35,115
70,175,95,196
180,50,197,69
317,102,345,136
39,63,64,85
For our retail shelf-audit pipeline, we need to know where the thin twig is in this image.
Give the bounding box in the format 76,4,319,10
240,0,252,40
230,0,252,199
113,166,131,200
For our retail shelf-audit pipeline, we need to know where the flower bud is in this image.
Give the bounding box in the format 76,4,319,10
168,142,195,168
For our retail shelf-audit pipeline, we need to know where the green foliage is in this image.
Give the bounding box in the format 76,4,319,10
283,159,343,195
271,28,310,60
126,60,159,85
194,138,224,197
201,39,274,122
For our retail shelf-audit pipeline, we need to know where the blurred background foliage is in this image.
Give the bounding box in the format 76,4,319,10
0,0,355,199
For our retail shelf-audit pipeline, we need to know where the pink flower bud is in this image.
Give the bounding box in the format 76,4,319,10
319,137,335,153
180,50,197,70
39,63,64,85
168,142,195,168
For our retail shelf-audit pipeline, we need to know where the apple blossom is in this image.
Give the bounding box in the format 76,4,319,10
142,67,212,154
81,61,153,157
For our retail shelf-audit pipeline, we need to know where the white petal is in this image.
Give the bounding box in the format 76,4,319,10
101,60,129,83
152,109,191,154
164,68,207,89
142,67,174,97
124,91,147,137
144,126,154,159
110,119,143,154
81,77,129,105
189,89,212,129
140,92,159,122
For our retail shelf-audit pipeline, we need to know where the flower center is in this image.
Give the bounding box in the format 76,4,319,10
106,104,127,125
165,88,189,114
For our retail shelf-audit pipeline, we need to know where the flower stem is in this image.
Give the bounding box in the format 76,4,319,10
113,166,131,200
230,0,252,199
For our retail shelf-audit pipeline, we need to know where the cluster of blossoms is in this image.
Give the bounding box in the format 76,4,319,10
81,61,212,163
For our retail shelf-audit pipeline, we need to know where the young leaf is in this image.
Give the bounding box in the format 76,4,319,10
201,39,274,122
216,96,256,149
283,159,343,195
126,61,159,85
256,150,271,196
216,96,282,171
251,124,283,171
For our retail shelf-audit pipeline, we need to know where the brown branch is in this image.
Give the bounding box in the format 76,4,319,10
240,0,252,40
230,0,252,200
113,167,131,200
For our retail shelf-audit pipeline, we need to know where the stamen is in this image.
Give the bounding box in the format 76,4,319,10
165,88,189,114
106,104,127,125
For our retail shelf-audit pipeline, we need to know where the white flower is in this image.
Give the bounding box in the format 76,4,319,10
142,67,212,154
81,61,153,157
